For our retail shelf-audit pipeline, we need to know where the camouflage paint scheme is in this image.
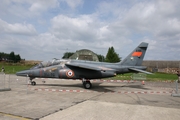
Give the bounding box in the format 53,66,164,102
16,42,151,89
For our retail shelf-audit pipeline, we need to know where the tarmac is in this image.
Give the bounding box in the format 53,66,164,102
0,75,180,120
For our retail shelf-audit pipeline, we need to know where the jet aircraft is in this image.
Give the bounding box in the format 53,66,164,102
16,42,151,89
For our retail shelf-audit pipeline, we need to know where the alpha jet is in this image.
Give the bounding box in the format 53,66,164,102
16,42,151,89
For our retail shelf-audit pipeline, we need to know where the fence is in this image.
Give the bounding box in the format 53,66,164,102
0,73,28,92
132,73,146,81
0,72,11,91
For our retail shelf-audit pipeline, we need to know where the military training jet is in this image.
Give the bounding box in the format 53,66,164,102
16,42,151,89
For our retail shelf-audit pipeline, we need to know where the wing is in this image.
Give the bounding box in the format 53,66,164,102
65,63,114,71
129,68,152,74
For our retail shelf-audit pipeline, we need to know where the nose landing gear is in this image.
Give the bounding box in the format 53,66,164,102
31,81,36,86
29,77,36,86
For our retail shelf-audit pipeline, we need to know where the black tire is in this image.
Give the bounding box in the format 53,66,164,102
31,81,36,86
83,81,92,89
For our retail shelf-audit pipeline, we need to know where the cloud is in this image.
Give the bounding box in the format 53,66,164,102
0,19,37,35
29,0,59,14
64,0,83,9
0,0,180,61
95,0,180,59
50,15,96,40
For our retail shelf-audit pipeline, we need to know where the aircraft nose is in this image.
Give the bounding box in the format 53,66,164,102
16,70,30,76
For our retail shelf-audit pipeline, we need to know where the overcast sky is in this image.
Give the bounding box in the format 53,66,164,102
0,0,180,61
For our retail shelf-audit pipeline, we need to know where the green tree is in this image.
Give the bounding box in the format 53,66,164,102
15,54,21,62
9,51,15,62
0,52,9,59
0,52,22,63
62,52,74,59
105,47,121,63
97,54,105,62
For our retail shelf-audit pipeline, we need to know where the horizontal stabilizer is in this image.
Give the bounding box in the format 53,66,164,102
129,68,152,74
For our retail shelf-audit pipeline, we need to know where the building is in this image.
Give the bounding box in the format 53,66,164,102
69,49,99,62
142,60,180,74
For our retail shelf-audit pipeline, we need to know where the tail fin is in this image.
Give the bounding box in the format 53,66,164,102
120,42,148,66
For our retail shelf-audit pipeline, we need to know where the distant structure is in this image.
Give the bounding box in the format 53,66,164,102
69,49,99,62
21,60,42,65
142,60,180,74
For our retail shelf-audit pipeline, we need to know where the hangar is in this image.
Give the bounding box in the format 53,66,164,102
69,49,99,62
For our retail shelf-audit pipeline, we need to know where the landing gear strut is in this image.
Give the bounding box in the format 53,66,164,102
29,77,36,86
82,79,92,89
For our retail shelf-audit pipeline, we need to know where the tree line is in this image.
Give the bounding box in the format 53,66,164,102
0,47,120,63
0,51,21,63
62,46,121,63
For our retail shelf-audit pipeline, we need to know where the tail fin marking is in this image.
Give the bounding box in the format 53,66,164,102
120,42,148,66
132,52,142,57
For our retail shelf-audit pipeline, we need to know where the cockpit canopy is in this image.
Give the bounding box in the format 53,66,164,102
30,58,68,69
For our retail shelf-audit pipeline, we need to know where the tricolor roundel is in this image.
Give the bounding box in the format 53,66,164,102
66,70,74,78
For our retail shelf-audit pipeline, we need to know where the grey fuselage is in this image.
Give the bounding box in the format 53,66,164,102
16,59,146,80
16,42,150,80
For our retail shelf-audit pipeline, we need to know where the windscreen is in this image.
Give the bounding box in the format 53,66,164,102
30,59,68,69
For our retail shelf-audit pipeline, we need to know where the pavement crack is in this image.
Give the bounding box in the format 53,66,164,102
88,92,106,100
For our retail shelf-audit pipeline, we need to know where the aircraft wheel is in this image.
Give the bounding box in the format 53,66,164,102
83,81,92,89
31,81,36,86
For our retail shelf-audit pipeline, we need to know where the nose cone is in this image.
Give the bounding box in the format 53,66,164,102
16,70,30,77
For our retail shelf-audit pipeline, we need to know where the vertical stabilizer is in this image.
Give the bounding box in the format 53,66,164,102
120,42,148,66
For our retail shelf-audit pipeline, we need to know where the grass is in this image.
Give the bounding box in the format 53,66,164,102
108,72,177,81
146,72,177,81
0,62,33,74
0,62,178,81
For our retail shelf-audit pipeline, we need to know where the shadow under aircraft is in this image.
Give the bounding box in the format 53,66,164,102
16,42,152,89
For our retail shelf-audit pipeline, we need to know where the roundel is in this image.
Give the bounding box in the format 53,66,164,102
66,70,74,78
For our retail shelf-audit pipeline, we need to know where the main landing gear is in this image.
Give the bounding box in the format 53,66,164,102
82,79,92,89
